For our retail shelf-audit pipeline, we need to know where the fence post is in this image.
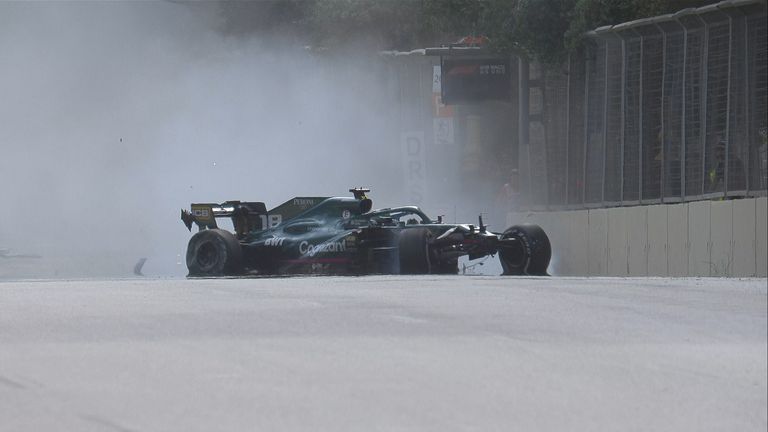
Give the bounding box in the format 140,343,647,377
583,46,590,205
697,15,709,196
744,13,750,194
619,34,628,203
519,57,531,204
565,54,571,204
636,29,645,201
602,39,609,204
677,16,688,199
656,22,668,201
725,14,733,194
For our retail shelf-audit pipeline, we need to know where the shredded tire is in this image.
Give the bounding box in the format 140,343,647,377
186,229,243,276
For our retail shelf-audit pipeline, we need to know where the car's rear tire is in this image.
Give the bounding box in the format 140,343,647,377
186,229,243,277
499,224,551,276
398,228,432,274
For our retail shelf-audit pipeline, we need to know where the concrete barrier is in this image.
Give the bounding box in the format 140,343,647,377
710,201,734,276
607,207,629,276
688,201,712,277
588,209,608,276
757,198,767,277
568,211,590,276
647,205,669,277
732,199,756,277
512,197,766,277
667,203,689,277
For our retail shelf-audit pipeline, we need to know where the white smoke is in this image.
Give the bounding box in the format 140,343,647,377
0,1,403,278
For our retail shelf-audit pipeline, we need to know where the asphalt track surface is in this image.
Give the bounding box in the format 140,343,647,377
1,276,765,432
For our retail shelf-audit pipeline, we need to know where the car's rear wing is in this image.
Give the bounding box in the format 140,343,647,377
181,201,268,237
181,197,329,237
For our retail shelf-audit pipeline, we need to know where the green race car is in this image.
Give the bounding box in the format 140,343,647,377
181,188,550,277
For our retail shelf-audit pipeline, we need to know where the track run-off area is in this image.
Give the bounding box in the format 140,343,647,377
1,276,765,432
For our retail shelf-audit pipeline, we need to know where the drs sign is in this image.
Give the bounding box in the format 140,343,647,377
401,131,426,205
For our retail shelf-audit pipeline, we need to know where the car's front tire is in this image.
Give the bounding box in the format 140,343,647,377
186,229,243,277
499,224,551,276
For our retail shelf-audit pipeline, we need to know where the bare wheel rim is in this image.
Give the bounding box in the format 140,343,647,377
197,241,218,270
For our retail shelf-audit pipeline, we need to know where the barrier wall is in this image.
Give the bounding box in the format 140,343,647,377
606,207,628,276
757,200,768,277
667,204,689,277
647,205,668,276
588,209,607,276
510,197,767,277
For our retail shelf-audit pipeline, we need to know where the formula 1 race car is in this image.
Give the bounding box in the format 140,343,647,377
181,188,551,277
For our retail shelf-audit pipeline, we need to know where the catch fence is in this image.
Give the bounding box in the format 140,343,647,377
528,1,767,210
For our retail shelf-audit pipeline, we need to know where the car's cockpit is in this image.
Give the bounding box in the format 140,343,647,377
368,207,432,225
338,206,433,229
